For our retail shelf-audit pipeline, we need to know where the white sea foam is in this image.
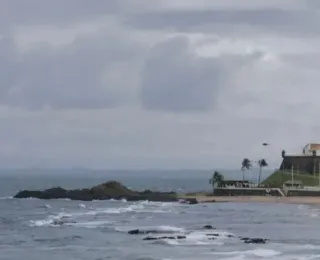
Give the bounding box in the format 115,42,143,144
29,212,73,227
115,225,186,233
79,201,173,216
0,196,13,200
78,204,86,208
211,248,281,258
68,220,111,228
249,248,281,257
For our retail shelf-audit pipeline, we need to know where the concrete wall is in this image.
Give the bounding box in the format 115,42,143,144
280,155,320,174
287,189,320,196
213,188,281,197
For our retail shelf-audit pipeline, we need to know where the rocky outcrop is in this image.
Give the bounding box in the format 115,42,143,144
135,232,267,244
14,181,178,202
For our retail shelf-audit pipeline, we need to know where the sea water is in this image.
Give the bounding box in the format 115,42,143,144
1,170,319,260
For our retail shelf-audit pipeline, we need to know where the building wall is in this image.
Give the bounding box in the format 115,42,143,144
279,156,320,174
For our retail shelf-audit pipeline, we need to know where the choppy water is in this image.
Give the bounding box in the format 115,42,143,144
2,172,320,260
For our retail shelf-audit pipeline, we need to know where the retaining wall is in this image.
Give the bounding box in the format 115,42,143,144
213,188,281,197
286,190,320,196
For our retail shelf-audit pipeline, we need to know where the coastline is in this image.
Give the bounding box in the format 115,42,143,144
180,195,320,205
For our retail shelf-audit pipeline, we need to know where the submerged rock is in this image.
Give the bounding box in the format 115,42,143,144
128,229,178,235
143,235,186,241
240,237,268,244
178,198,198,204
203,225,215,230
14,181,178,202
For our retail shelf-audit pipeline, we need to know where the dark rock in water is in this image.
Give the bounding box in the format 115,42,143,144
203,225,215,230
206,233,234,238
14,181,178,202
241,237,268,244
179,198,198,204
206,233,220,237
52,219,76,226
128,229,156,235
52,220,65,226
128,229,178,235
143,236,186,241
128,229,142,235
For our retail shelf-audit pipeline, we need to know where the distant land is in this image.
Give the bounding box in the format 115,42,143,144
0,168,275,182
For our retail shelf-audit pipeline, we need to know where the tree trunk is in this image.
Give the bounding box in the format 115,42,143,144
242,169,245,182
258,167,262,186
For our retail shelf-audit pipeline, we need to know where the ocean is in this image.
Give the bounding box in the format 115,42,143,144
2,169,320,260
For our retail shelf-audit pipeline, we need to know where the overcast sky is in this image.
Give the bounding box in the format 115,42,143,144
0,0,319,170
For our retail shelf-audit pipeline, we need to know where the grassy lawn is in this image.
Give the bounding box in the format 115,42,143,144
262,171,320,187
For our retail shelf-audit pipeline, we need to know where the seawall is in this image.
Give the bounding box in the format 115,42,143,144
286,189,320,197
213,188,282,197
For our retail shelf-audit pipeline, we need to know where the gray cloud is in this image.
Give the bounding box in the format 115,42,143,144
1,0,320,169
125,8,320,37
0,28,143,110
0,0,120,30
140,36,263,111
0,37,17,101
281,53,320,70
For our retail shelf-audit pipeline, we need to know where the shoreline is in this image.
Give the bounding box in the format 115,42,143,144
180,195,320,205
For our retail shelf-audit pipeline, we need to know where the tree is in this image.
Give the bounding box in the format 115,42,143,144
258,159,268,185
241,158,252,182
209,171,224,195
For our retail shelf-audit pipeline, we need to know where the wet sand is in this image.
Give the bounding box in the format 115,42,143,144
181,195,320,205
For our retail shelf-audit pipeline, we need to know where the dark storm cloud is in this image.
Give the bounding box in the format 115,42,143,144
125,8,320,37
140,36,263,112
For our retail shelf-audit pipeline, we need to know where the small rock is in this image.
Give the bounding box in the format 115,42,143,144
143,235,186,241
242,238,268,244
206,233,220,237
203,225,215,229
179,198,198,204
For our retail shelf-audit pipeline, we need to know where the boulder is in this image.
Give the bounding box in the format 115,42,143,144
13,181,178,202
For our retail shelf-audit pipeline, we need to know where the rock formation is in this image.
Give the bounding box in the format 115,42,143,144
14,181,178,202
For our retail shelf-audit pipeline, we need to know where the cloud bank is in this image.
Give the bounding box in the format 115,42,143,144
0,0,319,169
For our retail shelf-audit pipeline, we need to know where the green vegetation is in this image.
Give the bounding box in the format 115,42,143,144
262,171,320,187
241,158,252,181
258,159,268,185
209,171,224,194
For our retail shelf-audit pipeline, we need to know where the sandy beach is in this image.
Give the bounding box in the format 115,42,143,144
181,195,320,205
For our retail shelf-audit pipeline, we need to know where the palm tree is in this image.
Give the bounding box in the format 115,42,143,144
241,158,252,183
209,171,224,195
258,159,268,185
